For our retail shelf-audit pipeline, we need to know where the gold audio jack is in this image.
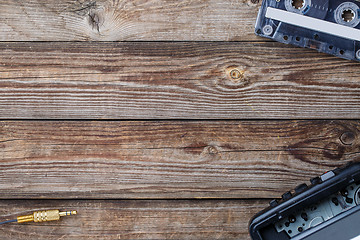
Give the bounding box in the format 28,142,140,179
0,210,77,225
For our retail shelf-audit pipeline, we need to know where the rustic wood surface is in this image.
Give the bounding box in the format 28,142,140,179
1,120,359,199
0,200,267,239
0,0,261,41
1,42,359,119
1,0,360,239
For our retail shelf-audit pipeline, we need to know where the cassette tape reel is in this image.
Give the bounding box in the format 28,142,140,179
255,0,360,61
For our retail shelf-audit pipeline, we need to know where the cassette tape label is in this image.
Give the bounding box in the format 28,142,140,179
266,7,360,40
255,0,360,61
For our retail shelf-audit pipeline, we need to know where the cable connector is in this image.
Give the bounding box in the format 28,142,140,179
17,210,77,223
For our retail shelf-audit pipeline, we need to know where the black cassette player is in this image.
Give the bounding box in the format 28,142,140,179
249,161,360,240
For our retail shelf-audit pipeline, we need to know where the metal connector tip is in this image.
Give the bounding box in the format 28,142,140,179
59,210,77,217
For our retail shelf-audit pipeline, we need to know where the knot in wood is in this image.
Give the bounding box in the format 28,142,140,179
229,69,243,81
207,146,219,155
88,8,104,33
340,132,355,145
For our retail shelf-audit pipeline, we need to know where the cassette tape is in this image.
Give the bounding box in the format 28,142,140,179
254,0,360,61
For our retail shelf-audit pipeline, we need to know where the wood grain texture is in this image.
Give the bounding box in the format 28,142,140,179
1,42,360,119
1,120,359,199
0,0,260,41
0,199,266,239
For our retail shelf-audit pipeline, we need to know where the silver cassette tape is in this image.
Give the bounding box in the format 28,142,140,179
255,0,360,61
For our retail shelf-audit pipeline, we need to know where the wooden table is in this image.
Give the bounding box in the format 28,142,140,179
0,0,359,239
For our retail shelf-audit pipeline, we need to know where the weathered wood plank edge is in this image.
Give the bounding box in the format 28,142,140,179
0,40,273,43
1,118,360,121
0,199,266,240
1,120,359,199
1,41,359,120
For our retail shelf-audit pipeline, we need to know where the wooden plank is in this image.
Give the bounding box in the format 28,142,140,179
0,199,265,239
0,0,260,41
1,42,360,119
1,120,359,199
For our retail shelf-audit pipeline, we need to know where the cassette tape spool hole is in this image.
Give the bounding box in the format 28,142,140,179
335,2,360,27
342,9,355,22
285,0,310,13
292,0,305,9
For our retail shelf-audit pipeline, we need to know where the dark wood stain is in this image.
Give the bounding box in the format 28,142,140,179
183,142,208,155
323,142,345,160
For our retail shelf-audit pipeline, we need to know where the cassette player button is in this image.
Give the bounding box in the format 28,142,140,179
320,171,335,182
310,176,322,185
282,191,292,201
269,199,278,207
295,183,308,194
